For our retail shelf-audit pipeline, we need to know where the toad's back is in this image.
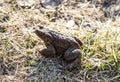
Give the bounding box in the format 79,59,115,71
48,29,81,54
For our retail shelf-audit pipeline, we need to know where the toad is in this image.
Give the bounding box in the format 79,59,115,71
35,26,83,70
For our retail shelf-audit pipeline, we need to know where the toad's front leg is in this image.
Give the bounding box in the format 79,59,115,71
63,48,82,70
40,44,56,57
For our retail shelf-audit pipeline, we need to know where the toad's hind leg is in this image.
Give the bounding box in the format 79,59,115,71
40,44,56,57
64,48,82,61
63,48,82,70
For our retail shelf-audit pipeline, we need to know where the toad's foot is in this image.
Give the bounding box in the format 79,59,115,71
63,58,81,70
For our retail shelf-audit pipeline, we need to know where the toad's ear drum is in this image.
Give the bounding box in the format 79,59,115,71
73,37,83,46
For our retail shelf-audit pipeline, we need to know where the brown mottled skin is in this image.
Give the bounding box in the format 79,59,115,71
35,26,83,70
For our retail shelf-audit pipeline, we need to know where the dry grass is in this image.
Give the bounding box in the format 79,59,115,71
0,0,120,82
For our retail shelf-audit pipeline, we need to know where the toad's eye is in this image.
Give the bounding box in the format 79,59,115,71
39,26,44,29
